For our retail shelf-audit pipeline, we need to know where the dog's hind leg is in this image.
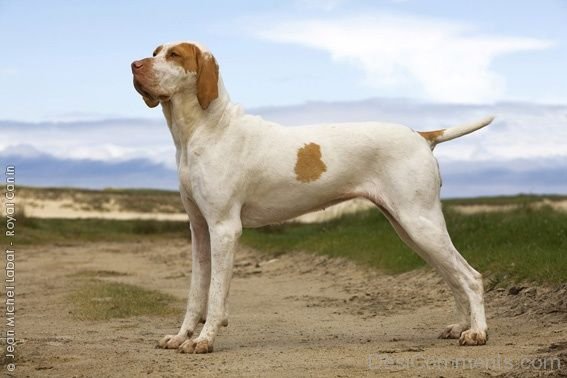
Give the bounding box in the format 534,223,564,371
393,203,487,345
376,205,471,339
366,157,487,345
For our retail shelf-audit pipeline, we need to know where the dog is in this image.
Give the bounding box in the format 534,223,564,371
131,41,493,354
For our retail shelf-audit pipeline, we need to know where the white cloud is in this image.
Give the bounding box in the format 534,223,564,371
255,13,553,103
2,100,565,170
0,119,176,169
1,100,566,194
251,99,567,164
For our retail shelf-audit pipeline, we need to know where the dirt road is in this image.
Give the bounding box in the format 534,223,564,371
11,240,567,377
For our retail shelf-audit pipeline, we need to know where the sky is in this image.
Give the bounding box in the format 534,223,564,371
1,0,566,120
0,0,566,196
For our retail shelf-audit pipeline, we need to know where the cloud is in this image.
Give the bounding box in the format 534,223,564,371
1,99,566,195
0,147,177,190
252,99,567,164
0,118,176,169
2,142,565,196
2,101,565,168
254,13,553,103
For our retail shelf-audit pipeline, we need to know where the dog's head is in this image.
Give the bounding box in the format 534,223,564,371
131,42,219,110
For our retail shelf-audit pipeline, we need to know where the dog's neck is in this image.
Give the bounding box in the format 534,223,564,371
161,76,233,153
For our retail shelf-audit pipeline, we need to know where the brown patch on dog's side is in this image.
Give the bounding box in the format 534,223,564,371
295,143,327,183
418,129,445,144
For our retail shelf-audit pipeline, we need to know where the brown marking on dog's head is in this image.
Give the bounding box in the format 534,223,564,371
152,45,163,57
165,43,199,72
132,42,220,110
294,143,327,183
418,129,445,144
165,43,219,109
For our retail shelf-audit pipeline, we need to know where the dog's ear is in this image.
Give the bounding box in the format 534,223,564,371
196,52,219,110
142,96,160,108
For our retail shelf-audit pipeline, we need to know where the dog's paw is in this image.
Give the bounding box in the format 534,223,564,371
439,323,468,339
157,334,190,349
177,339,213,354
458,329,487,346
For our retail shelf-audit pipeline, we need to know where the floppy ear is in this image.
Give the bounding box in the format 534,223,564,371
142,96,160,108
196,52,219,110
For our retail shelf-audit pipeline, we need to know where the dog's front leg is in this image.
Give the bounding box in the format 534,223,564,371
179,216,241,354
158,219,211,349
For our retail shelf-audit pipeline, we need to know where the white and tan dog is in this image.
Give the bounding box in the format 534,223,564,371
131,41,493,354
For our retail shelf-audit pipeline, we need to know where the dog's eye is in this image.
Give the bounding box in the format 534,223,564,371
169,51,180,58
152,51,158,57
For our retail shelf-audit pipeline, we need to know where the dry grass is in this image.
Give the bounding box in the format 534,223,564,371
69,276,180,321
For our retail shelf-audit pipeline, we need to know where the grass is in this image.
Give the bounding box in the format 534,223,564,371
243,210,423,273
69,277,180,320
8,191,567,284
3,210,190,245
443,193,567,206
444,206,567,284
241,205,567,284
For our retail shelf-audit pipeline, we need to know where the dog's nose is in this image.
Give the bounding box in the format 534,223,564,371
131,60,144,73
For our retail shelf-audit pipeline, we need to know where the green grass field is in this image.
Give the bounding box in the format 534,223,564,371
8,212,190,245
7,191,566,285
242,205,567,284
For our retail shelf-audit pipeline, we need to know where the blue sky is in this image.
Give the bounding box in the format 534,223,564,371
0,0,566,121
1,1,566,195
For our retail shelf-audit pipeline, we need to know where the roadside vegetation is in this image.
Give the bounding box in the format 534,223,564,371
5,211,189,245
8,190,567,284
242,205,567,284
69,272,181,320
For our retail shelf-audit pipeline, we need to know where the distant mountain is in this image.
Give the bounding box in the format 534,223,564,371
441,159,567,197
1,98,566,195
0,149,178,190
1,148,566,197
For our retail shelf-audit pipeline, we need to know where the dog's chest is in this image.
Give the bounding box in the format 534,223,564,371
176,149,198,197
175,146,216,203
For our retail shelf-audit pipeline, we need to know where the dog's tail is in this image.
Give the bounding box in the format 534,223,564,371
418,116,495,149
